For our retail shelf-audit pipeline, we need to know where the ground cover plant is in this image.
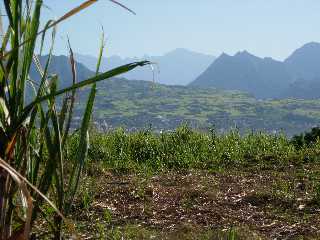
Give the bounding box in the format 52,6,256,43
0,0,148,239
57,126,320,239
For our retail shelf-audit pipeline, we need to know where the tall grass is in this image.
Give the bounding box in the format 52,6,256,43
77,125,320,172
0,0,149,239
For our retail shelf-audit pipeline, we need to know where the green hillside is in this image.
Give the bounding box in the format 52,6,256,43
73,78,320,136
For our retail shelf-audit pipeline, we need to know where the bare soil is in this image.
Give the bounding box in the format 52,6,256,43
71,166,320,239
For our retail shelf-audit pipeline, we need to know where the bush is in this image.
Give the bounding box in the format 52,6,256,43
291,127,320,148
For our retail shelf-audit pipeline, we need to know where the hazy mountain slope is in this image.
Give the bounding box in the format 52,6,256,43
284,42,320,81
189,51,292,99
29,55,95,89
282,78,320,99
26,55,320,135
279,42,320,99
75,48,215,86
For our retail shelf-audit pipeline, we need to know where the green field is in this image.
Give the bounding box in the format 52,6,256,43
73,78,320,136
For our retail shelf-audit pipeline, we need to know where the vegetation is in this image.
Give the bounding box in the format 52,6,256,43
291,127,320,149
59,126,320,239
68,125,319,172
71,78,320,136
1,1,319,239
0,1,148,239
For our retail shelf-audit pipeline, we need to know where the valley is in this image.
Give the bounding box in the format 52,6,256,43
74,78,320,136
29,42,320,136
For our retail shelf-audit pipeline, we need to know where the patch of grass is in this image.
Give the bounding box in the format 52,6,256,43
69,125,319,173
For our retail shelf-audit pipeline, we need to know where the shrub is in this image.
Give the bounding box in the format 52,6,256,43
291,127,320,148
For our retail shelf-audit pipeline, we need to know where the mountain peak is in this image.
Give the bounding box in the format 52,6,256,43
235,50,260,60
286,42,320,62
219,52,231,58
190,49,291,99
165,48,212,58
77,48,215,86
169,48,190,53
285,41,320,81
235,50,250,56
300,42,320,49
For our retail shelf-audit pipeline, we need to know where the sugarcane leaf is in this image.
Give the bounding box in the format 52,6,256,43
18,61,150,129
65,83,96,214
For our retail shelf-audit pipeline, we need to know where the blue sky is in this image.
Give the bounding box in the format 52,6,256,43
41,0,320,60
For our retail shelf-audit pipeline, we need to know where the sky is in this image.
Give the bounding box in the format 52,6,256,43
38,0,320,60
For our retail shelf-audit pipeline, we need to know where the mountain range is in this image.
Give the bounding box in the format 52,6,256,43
30,42,320,100
26,42,320,133
75,48,215,86
190,42,320,99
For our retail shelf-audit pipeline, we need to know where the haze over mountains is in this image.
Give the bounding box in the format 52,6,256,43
190,42,320,99
27,42,320,134
75,48,215,86
31,42,320,100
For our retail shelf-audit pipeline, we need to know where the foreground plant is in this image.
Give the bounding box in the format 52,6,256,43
0,0,149,239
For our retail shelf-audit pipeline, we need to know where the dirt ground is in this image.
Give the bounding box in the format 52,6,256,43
67,166,320,239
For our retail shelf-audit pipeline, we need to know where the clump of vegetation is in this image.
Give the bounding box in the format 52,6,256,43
291,127,320,149
68,125,320,173
0,1,148,239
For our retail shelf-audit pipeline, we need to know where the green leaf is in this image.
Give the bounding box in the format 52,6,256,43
65,83,96,214
17,61,150,129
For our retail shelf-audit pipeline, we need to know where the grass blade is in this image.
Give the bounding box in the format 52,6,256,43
65,84,96,214
108,0,136,15
0,158,65,223
19,61,150,129
61,39,77,146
